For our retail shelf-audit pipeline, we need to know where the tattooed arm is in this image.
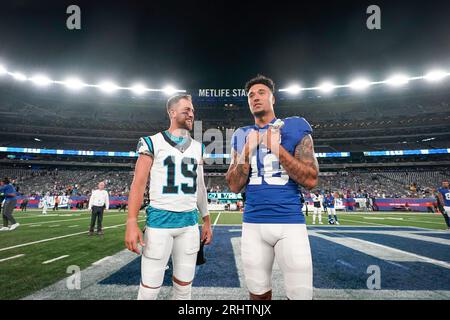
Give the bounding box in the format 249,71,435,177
279,134,319,189
225,130,260,193
268,132,319,190
225,149,251,193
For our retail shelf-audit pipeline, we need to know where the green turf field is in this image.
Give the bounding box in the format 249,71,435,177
0,209,448,299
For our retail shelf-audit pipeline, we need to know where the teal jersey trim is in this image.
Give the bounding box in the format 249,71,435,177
164,130,188,145
146,206,198,228
143,136,154,154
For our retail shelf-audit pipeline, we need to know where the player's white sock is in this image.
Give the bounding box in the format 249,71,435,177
312,215,316,224
172,281,192,300
137,283,161,300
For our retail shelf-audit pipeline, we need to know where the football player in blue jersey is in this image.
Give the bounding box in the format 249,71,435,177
326,191,339,225
226,75,319,300
437,181,450,230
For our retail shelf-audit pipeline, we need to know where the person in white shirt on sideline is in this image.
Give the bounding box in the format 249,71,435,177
42,192,51,215
88,181,110,236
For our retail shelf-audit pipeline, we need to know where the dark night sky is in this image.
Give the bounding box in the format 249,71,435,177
1,0,450,90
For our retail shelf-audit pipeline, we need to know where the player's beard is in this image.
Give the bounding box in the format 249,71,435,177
252,109,266,118
175,117,193,132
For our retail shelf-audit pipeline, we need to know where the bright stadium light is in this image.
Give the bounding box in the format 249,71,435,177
63,77,85,90
30,74,52,87
163,85,178,95
424,70,449,82
0,65,7,75
130,83,147,95
98,81,119,93
318,81,335,93
11,72,27,81
349,78,371,90
386,74,409,86
282,84,302,94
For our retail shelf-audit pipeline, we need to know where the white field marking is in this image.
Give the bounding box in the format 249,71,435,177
29,224,42,227
0,254,25,263
15,211,91,220
49,225,60,228
314,231,450,270
0,220,145,252
386,217,404,220
363,217,386,220
24,214,60,218
42,255,69,265
212,212,222,230
19,213,125,227
336,259,356,269
92,256,112,266
385,261,410,270
68,225,79,228
338,218,386,226
404,219,446,226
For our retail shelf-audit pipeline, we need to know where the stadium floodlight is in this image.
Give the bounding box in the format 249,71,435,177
318,81,335,93
11,72,27,81
281,84,302,94
349,78,371,90
63,77,85,90
424,70,449,82
98,81,119,93
0,65,6,75
30,74,52,87
130,83,147,95
385,74,409,86
162,85,178,95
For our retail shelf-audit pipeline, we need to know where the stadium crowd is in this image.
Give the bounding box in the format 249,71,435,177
0,167,448,200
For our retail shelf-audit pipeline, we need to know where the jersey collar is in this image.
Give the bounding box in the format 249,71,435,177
162,130,192,153
254,117,277,130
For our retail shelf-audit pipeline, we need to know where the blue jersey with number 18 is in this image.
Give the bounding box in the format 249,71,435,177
231,117,313,224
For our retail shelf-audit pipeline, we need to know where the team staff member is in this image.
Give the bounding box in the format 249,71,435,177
88,181,110,235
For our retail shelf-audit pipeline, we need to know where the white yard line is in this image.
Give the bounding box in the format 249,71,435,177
313,231,450,270
29,224,42,227
49,225,60,228
212,212,222,230
19,213,125,227
0,254,25,263
42,255,69,265
68,225,79,228
338,218,386,226
92,256,112,265
0,220,145,252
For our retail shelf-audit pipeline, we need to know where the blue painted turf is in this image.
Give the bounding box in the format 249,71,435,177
309,235,450,290
100,226,450,291
416,233,450,240
100,226,241,287
319,232,450,263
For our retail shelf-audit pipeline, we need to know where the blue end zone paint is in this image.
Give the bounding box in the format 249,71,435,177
309,226,425,232
99,226,450,291
320,232,450,263
99,256,141,285
100,226,241,288
416,233,450,240
309,235,450,290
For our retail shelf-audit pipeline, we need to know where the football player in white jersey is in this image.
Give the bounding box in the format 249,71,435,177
311,190,323,224
42,192,51,215
125,94,212,300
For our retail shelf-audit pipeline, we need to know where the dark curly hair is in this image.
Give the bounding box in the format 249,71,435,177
245,75,275,94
